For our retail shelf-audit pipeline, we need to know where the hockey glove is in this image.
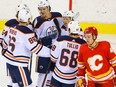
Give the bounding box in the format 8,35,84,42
76,76,86,87
40,37,52,48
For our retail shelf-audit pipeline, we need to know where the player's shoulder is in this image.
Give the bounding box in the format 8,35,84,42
99,41,110,47
57,35,69,41
56,36,84,43
75,38,86,44
5,19,19,27
57,36,86,43
80,43,88,48
15,25,33,34
32,16,45,28
51,12,62,18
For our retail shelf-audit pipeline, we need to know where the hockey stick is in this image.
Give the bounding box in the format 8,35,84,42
74,11,80,20
29,53,33,76
41,60,52,87
41,18,61,86
53,18,61,36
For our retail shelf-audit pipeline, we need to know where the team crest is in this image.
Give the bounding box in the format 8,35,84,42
46,26,58,39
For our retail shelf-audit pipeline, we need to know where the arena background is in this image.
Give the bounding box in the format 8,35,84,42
0,0,116,86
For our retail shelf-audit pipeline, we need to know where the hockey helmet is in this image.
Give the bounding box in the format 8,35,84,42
84,27,98,36
38,0,50,8
68,21,80,34
63,10,75,20
18,9,32,23
16,3,30,12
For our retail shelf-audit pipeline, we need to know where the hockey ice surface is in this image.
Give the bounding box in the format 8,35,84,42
0,34,116,86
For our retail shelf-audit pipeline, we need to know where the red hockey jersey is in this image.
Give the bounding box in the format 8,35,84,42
78,41,116,82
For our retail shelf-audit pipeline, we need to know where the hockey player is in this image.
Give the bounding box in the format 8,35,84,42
2,9,51,87
61,10,84,39
77,27,116,87
0,4,32,87
50,21,86,87
1,3,31,50
32,0,63,86
61,10,75,35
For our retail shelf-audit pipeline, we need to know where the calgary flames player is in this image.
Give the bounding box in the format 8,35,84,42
77,27,116,87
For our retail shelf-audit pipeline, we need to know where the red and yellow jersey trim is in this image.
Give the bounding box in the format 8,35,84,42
86,67,114,81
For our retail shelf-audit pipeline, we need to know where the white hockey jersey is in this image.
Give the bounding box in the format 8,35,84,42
0,19,19,48
61,25,69,36
3,24,50,67
50,36,86,84
32,12,63,44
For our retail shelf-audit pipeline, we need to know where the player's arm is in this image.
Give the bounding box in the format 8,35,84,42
24,33,50,57
105,41,116,86
0,26,9,55
77,46,86,76
32,18,52,47
105,42,116,70
50,40,60,63
77,45,87,87
0,26,8,44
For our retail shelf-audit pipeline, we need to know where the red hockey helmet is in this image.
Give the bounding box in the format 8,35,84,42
84,27,98,36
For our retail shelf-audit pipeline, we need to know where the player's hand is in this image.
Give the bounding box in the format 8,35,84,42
1,48,7,55
41,37,52,47
76,76,86,87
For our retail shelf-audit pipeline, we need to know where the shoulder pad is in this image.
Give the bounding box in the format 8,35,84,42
5,19,19,27
57,36,86,44
51,12,62,18
15,25,33,33
57,36,69,41
32,16,45,28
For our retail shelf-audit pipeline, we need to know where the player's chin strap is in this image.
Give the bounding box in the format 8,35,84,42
53,18,61,36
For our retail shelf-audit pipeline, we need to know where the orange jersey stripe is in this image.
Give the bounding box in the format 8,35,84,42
54,68,77,79
33,44,41,53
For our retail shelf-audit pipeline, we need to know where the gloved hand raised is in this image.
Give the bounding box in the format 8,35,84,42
40,36,52,48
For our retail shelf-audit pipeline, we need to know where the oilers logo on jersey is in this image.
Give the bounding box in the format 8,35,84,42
46,26,58,39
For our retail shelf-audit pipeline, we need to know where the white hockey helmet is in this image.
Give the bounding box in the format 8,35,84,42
38,0,50,8
68,21,80,34
18,9,32,23
16,3,30,12
63,10,75,20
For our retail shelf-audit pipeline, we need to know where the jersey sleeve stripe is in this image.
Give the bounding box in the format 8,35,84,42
36,45,43,54
31,44,42,53
50,54,57,62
